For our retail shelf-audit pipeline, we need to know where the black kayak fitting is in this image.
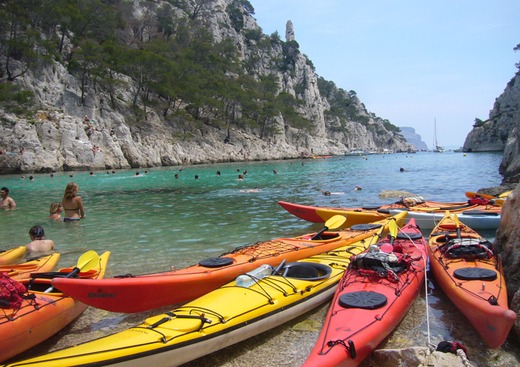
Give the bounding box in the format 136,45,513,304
281,262,332,281
453,267,497,281
350,223,383,231
396,232,423,240
199,257,234,268
361,205,381,210
338,291,388,309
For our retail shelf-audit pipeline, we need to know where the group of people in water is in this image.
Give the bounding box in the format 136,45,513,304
49,182,86,222
1,182,86,258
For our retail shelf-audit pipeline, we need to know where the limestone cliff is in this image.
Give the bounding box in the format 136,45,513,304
495,181,520,342
463,71,520,183
0,0,411,174
463,72,519,153
399,127,428,151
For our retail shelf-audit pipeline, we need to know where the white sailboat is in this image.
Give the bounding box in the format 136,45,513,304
433,119,445,153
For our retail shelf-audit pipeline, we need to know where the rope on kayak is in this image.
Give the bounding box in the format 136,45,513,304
394,222,435,350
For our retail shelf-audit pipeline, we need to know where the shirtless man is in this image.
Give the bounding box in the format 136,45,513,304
0,187,16,210
26,225,56,255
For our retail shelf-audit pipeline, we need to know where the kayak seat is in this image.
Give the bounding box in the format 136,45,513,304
377,208,390,214
282,262,332,281
199,257,234,268
453,268,497,281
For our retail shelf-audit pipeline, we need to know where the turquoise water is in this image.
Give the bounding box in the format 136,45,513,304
3,151,519,366
0,151,503,275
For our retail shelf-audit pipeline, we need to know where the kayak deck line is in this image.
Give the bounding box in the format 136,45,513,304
4,231,385,367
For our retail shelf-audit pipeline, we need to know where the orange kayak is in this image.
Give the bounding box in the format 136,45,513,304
0,251,111,363
303,219,427,366
0,253,61,282
0,246,26,265
428,212,516,348
51,213,407,313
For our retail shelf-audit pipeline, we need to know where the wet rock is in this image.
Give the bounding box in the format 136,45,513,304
379,190,415,199
368,347,475,367
495,181,520,343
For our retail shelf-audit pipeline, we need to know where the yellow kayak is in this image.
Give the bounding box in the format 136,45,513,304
0,246,26,265
0,253,61,282
4,215,406,367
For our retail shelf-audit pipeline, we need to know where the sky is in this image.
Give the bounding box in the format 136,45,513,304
252,0,520,149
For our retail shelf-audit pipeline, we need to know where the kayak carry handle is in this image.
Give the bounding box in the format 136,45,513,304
327,339,357,359
148,311,212,329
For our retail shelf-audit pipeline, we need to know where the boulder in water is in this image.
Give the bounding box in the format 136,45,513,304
379,190,415,199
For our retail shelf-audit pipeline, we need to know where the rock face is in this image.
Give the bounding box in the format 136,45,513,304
463,72,519,153
463,71,520,183
495,181,520,342
499,119,520,184
285,20,295,42
399,127,428,151
0,0,411,174
367,347,473,367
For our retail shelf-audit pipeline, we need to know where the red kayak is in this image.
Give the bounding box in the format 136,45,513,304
51,213,407,313
303,218,427,367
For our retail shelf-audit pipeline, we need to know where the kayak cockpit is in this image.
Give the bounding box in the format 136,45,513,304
278,262,332,281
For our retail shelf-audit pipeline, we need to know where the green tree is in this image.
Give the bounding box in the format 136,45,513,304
515,43,520,69
0,0,51,80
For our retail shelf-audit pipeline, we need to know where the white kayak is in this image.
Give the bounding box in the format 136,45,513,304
388,209,500,230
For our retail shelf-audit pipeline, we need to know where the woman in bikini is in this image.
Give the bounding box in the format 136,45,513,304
62,182,85,221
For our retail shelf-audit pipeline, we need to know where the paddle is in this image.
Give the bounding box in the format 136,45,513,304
272,259,287,275
380,218,399,252
499,190,512,198
310,215,347,240
453,213,462,239
44,250,99,293
388,219,398,246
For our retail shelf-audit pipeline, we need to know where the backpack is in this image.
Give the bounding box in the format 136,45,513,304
0,272,29,309
468,197,490,205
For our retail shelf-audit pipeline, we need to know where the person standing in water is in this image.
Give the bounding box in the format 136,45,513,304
0,187,16,210
26,225,56,256
62,182,85,221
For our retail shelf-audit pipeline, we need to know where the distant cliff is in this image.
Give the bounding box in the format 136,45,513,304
463,71,520,184
463,72,519,153
399,127,428,151
0,0,411,174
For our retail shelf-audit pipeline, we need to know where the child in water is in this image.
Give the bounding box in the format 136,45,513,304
48,202,63,221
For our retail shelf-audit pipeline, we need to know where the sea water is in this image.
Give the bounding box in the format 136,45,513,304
0,151,503,274
2,151,518,366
